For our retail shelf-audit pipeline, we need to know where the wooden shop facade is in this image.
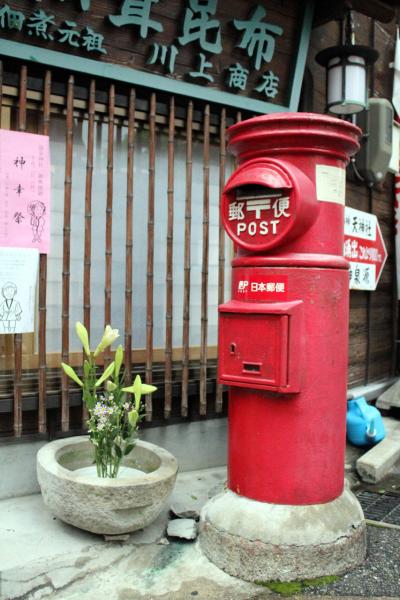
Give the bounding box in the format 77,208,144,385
0,0,398,438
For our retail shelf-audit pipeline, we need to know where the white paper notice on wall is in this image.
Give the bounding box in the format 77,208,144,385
0,247,39,334
315,165,346,205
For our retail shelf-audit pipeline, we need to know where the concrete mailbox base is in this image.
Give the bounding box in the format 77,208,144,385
199,485,367,583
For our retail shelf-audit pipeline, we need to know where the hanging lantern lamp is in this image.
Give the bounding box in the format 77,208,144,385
316,11,378,115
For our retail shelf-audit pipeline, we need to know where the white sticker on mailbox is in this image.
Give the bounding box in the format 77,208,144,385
315,165,345,205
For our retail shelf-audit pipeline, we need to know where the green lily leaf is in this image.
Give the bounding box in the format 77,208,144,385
124,443,136,456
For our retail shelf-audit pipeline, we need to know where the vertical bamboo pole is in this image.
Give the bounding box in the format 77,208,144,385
145,93,156,421
164,96,175,419
181,101,193,417
215,108,226,413
61,75,74,432
13,65,27,437
82,79,95,424
124,89,135,384
38,70,51,434
199,104,210,416
104,84,115,365
84,80,95,337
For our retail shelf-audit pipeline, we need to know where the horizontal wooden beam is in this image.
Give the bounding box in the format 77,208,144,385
0,346,218,371
313,1,395,26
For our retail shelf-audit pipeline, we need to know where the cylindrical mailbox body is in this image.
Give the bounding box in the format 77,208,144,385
219,113,361,506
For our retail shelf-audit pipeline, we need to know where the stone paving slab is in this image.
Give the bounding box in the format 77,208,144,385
0,466,227,573
2,458,400,599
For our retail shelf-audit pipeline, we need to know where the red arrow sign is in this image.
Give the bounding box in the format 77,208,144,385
344,207,388,291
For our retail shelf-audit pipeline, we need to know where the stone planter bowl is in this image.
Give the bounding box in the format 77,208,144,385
37,436,178,535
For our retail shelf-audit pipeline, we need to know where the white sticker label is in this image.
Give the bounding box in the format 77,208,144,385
315,165,346,205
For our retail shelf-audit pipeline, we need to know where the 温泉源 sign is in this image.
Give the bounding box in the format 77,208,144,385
344,207,387,291
0,0,314,113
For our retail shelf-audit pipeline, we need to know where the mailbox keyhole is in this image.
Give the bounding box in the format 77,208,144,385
230,343,236,354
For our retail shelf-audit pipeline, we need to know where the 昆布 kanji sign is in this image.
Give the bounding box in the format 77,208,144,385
0,0,313,114
344,206,387,291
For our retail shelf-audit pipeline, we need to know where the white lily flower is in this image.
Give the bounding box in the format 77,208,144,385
93,325,119,357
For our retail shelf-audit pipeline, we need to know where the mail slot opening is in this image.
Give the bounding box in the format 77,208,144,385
243,362,261,373
235,184,288,202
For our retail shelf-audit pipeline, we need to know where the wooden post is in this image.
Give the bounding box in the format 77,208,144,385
145,93,156,421
216,107,226,413
181,101,193,417
13,65,28,437
104,84,115,365
61,75,74,432
199,104,210,416
38,70,51,434
164,96,175,419
124,89,136,386
82,78,96,424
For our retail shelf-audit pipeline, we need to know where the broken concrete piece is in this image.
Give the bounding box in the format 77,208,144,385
356,437,400,483
167,518,197,540
157,537,169,545
170,506,200,520
376,378,400,410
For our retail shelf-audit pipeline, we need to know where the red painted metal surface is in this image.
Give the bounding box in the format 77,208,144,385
219,113,361,505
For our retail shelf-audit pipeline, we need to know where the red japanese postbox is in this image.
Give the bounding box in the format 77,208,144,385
200,113,367,582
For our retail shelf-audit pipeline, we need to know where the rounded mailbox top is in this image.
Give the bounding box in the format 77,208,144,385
227,112,361,164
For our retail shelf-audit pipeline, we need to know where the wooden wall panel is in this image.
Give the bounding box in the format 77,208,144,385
308,14,397,386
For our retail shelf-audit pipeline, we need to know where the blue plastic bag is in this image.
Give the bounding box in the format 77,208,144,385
346,396,386,447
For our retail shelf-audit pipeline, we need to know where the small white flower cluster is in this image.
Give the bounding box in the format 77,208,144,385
92,401,115,431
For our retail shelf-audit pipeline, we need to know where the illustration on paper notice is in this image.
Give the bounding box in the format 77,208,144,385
0,130,51,254
0,248,39,334
0,282,22,332
28,201,46,243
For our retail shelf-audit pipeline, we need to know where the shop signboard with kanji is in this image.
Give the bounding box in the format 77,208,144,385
344,206,387,291
0,1,313,113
